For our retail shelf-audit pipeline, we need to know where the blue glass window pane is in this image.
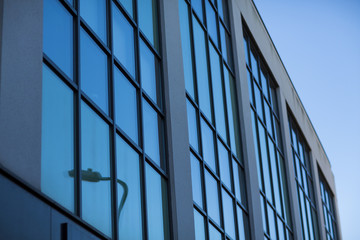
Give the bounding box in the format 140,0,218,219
247,70,253,106
237,206,247,240
201,118,216,171
220,23,232,68
209,43,226,140
233,160,241,201
187,100,199,152
41,64,74,212
179,0,195,98
143,100,161,166
243,38,249,66
114,67,138,143
205,170,220,225
191,153,203,208
194,209,206,240
80,29,108,114
140,40,159,104
218,140,231,189
113,3,136,78
260,70,269,100
139,0,158,49
209,223,222,240
224,66,241,158
146,164,169,240
264,102,273,137
259,123,273,203
193,16,212,121
267,204,277,240
206,2,218,47
217,0,228,26
260,196,268,233
43,0,73,79
116,136,142,240
81,101,111,236
277,218,285,240
222,189,236,239
250,50,259,82
192,0,203,23
80,0,107,43
119,0,134,18
268,138,281,212
251,110,263,190
254,84,263,122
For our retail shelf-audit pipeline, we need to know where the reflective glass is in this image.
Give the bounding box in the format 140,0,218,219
205,170,220,224
209,224,222,240
206,2,218,47
80,0,106,43
139,0,158,49
218,140,231,189
146,164,169,240
187,100,199,152
209,44,226,139
191,153,203,208
254,84,264,122
222,189,236,239
224,66,241,158
201,118,216,171
243,38,249,66
260,196,268,233
259,123,273,202
247,70,253,106
43,0,73,79
237,206,247,240
250,50,259,81
268,138,281,211
278,153,291,225
220,23,232,68
267,205,277,240
194,209,206,240
217,0,228,26
114,67,138,143
260,70,269,100
264,102,273,137
143,100,161,166
140,40,159,104
41,65,74,212
116,136,142,240
179,0,195,98
81,101,111,236
119,0,134,17
80,29,108,113
192,0,203,22
251,111,263,190
193,16,212,121
113,3,135,78
277,218,285,240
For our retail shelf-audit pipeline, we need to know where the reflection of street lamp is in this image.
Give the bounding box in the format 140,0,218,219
68,168,128,220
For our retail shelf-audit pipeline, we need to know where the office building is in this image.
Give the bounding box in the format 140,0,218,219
0,0,341,239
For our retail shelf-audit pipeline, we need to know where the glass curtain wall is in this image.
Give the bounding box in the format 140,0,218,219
243,32,293,240
289,117,319,240
179,0,250,239
320,176,339,240
42,0,169,239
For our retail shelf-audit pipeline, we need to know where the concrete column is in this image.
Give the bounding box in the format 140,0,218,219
159,0,195,239
0,0,43,188
229,1,264,239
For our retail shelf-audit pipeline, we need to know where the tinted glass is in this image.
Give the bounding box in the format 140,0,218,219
205,170,220,225
201,119,216,171
209,224,222,240
116,136,142,239
237,206,248,240
119,0,134,18
140,40,159,104
113,3,136,78
81,101,111,236
43,0,73,79
192,0,203,22
114,67,138,143
143,100,161,166
209,43,226,140
80,29,108,114
222,189,236,239
139,0,158,49
259,123,273,202
193,16,212,121
146,164,169,240
220,23,232,68
194,209,206,240
218,140,231,189
179,0,195,98
80,0,107,43
41,65,74,212
187,100,199,152
206,2,218,47
191,153,203,208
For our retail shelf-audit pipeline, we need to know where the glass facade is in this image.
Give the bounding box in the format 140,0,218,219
179,0,249,239
244,32,293,240
289,117,319,240
320,176,339,240
42,0,169,239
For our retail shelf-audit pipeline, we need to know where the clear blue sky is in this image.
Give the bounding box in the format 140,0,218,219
252,0,360,239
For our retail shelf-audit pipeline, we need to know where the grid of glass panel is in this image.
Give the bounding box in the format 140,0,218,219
320,176,339,240
179,0,250,239
243,32,293,240
42,0,169,239
289,117,319,240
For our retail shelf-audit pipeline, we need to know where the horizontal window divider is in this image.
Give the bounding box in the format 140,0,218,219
208,217,225,235
236,201,249,215
222,59,235,76
203,164,220,182
144,155,168,179
219,18,231,35
189,146,202,161
79,19,111,56
142,92,165,117
191,9,207,32
59,0,77,16
113,58,139,88
80,91,114,125
186,94,199,109
115,125,143,155
138,31,162,61
216,133,230,152
199,111,215,131
112,0,137,28
43,54,78,91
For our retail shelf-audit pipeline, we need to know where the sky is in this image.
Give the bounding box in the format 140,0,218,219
252,0,360,239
